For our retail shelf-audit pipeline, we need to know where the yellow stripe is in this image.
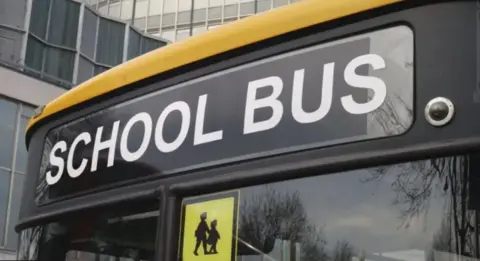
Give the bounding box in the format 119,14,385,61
27,0,402,132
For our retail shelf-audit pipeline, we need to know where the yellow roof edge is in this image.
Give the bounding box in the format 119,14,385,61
27,0,402,132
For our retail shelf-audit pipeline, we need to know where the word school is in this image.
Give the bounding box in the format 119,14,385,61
45,53,387,185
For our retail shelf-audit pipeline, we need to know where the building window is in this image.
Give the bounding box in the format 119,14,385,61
128,28,142,59
0,169,11,247
47,0,80,48
43,47,76,83
24,36,45,72
208,6,222,20
0,99,17,169
224,4,238,18
257,0,271,12
273,0,288,7
94,65,110,75
240,2,254,16
77,56,95,84
193,8,206,23
147,27,161,34
96,17,125,66
5,173,24,250
25,0,80,86
162,13,175,27
142,36,166,53
129,28,166,60
14,108,34,174
0,96,34,251
28,0,51,39
147,15,161,29
80,8,99,60
177,10,191,25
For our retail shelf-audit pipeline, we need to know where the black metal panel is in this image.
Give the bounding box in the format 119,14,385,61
34,25,414,205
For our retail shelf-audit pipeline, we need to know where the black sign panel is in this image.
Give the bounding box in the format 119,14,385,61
36,26,414,204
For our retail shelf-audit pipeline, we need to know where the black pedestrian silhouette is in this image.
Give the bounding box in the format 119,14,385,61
207,219,220,254
193,212,221,256
194,212,210,256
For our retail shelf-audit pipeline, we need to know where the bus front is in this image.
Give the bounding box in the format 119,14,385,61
15,1,480,261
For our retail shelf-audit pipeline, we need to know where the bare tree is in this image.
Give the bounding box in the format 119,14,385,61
301,224,329,261
364,155,476,257
433,216,454,252
238,186,329,261
370,93,413,136
427,215,455,261
332,240,355,261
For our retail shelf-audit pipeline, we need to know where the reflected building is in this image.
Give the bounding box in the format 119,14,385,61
84,0,301,42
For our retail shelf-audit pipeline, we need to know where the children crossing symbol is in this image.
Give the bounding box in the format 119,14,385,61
179,191,240,261
193,212,221,255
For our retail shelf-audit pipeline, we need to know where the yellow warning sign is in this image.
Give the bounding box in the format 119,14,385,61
179,191,240,261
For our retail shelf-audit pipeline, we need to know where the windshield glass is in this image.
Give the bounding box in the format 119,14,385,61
18,154,480,261
17,199,159,261
180,154,480,261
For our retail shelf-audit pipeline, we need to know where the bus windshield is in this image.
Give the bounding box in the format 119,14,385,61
17,153,480,261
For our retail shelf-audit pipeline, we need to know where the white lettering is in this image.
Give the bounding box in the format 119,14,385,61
120,112,153,162
291,63,335,123
341,54,387,114
155,101,191,153
45,53,392,186
244,76,284,134
194,94,223,145
46,141,67,185
91,121,120,172
67,132,91,179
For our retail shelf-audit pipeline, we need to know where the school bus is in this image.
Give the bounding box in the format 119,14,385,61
15,0,480,261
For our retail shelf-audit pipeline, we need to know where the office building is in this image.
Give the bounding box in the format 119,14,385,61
0,0,168,256
85,0,300,42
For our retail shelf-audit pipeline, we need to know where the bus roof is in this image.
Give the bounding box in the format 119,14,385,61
26,0,401,133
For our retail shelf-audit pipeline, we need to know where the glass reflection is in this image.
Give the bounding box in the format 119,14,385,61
229,154,480,261
17,200,159,261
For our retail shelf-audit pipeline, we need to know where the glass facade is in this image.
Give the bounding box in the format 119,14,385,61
0,96,34,252
86,0,298,42
0,0,27,67
24,0,170,89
